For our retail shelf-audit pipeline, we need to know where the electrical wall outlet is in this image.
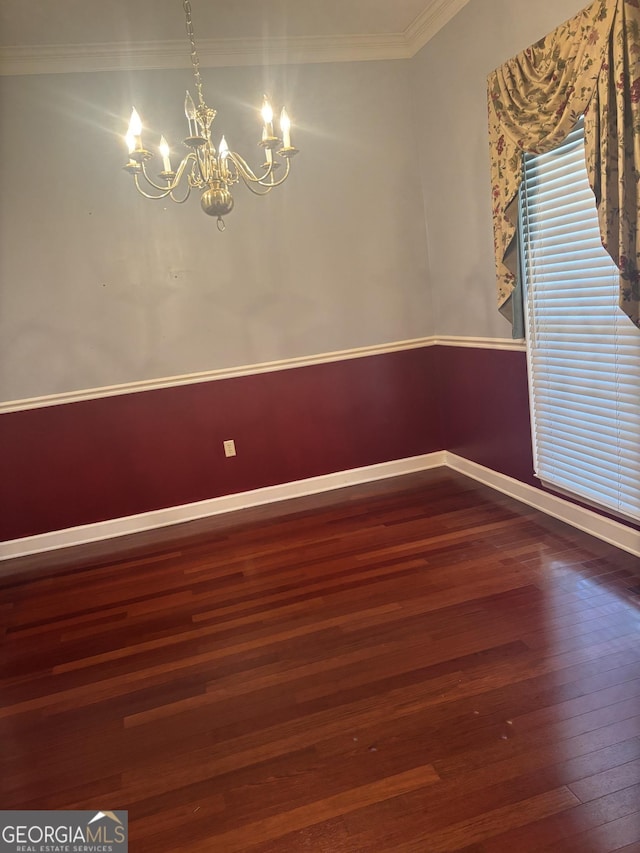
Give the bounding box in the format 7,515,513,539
223,439,236,458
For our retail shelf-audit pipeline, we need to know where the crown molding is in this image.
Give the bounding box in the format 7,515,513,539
0,33,410,77
0,0,470,76
404,0,472,55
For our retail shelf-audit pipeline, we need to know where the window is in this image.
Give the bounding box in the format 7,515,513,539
520,120,640,522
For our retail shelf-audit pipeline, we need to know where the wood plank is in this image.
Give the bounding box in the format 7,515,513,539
1,469,638,851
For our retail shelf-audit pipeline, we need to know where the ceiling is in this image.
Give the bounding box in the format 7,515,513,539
0,0,471,75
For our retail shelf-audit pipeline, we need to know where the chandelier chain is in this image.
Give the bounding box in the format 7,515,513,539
183,0,205,107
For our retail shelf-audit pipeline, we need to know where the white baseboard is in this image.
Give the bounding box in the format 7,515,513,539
445,453,640,558
2,450,637,562
0,452,446,561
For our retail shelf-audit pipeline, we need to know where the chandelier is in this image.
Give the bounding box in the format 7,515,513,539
123,0,298,230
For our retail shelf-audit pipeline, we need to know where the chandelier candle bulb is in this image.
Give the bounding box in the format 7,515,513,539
218,136,229,173
127,108,143,151
280,108,291,149
125,130,138,167
159,136,172,173
261,96,274,138
184,90,197,136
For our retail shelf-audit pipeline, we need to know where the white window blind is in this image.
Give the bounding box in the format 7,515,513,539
521,121,640,522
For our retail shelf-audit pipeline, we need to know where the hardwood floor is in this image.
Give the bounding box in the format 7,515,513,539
1,469,639,852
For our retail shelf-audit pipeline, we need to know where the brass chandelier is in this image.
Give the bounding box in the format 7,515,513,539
123,0,298,230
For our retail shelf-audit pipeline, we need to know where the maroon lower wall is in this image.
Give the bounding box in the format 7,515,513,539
434,346,639,533
1,344,636,543
434,346,536,486
0,347,443,541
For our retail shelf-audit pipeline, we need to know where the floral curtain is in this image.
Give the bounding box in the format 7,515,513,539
487,0,640,330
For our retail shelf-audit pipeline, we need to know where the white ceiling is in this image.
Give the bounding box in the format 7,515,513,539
0,0,471,75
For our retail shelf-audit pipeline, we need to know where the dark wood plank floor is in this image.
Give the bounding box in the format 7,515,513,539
1,469,639,852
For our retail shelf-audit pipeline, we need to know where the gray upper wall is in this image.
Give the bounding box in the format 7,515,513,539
410,0,589,338
0,59,430,401
1,0,593,402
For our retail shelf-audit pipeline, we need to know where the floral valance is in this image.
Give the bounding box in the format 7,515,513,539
487,0,640,329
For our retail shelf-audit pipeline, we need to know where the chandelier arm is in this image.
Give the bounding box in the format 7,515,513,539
251,157,291,189
176,150,199,177
228,152,292,189
133,174,173,200
169,185,192,203
238,181,277,197
226,151,276,185
257,157,292,188
139,162,177,192
227,156,290,195
138,152,198,193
